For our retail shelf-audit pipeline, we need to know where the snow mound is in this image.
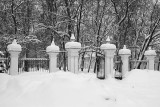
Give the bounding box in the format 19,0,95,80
0,71,110,107
123,69,160,86
0,70,160,107
0,74,11,91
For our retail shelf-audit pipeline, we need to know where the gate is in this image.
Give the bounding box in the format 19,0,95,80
79,46,105,79
96,49,105,79
79,46,96,73
114,55,122,79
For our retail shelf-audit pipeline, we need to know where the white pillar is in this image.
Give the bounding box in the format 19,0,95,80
65,34,81,73
103,50,116,78
7,39,22,75
70,49,79,73
9,51,21,75
46,39,59,72
144,47,156,70
147,56,155,70
67,50,71,71
100,37,116,78
48,53,58,72
119,45,131,78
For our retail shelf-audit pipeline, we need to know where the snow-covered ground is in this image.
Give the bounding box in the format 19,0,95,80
0,69,160,107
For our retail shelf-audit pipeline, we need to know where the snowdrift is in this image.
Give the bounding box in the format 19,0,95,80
0,69,160,107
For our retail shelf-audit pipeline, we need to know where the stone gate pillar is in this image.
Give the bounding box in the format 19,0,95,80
119,45,131,78
100,37,116,78
46,39,59,72
65,34,81,73
144,47,156,70
7,39,22,75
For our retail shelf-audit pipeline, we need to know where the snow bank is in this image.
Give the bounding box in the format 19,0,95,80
0,69,160,107
0,71,109,107
123,69,160,85
119,69,160,107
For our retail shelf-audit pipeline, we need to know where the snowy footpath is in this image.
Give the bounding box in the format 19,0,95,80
0,69,160,107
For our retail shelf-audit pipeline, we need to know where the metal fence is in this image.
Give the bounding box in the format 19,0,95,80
78,47,105,75
155,57,160,71
79,48,96,73
57,51,68,71
114,55,122,79
18,58,49,73
0,57,10,74
129,59,148,70
96,53,105,79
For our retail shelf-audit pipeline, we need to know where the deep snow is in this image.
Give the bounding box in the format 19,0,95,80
0,69,160,107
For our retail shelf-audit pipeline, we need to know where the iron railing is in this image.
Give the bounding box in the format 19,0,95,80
154,57,160,71
0,57,10,74
18,58,49,73
114,55,122,79
96,54,105,79
114,60,122,79
129,60,148,70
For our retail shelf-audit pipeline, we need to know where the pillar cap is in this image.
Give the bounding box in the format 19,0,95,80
46,39,59,53
144,47,156,56
7,39,22,52
100,36,116,50
65,34,81,49
119,45,131,55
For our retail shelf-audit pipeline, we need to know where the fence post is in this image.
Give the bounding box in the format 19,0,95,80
46,39,59,72
100,37,116,78
119,45,131,78
144,47,156,70
7,39,22,75
65,34,81,73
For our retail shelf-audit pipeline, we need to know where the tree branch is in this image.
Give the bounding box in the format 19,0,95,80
118,1,129,26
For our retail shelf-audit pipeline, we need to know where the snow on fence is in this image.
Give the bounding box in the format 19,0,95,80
18,58,49,73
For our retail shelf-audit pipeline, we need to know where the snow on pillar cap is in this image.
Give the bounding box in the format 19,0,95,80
65,34,81,49
100,36,116,50
106,36,110,43
7,39,22,52
46,39,59,53
144,47,156,56
71,34,75,41
119,45,131,55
